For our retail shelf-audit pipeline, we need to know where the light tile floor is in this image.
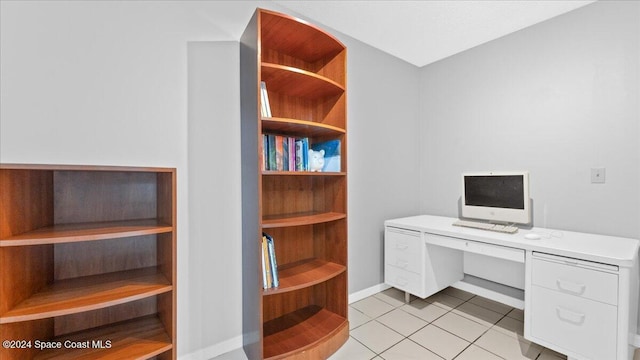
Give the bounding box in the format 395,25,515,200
329,287,568,360
213,286,640,359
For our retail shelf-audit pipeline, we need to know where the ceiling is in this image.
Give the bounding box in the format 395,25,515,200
273,0,596,67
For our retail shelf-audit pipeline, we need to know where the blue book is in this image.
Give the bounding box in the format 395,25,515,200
302,138,309,171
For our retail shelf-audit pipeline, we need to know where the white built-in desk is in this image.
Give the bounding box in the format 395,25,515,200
384,215,640,360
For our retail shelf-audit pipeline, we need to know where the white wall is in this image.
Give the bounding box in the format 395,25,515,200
0,1,260,358
419,0,640,239
187,41,243,358
0,1,420,358
340,37,421,293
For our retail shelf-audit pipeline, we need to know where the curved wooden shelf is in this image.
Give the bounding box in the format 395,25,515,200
0,267,172,324
263,259,346,296
262,117,345,138
260,9,345,64
34,315,172,360
262,211,346,228
263,305,348,360
0,219,173,247
262,63,344,99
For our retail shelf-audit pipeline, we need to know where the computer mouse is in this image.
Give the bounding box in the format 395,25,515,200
524,233,541,240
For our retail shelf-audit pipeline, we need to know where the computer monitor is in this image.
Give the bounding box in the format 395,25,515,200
461,171,531,224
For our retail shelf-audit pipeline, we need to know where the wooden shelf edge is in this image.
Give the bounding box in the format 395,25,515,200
263,259,346,295
261,64,344,99
0,219,173,246
262,171,346,176
263,306,348,360
34,315,172,360
262,117,345,136
262,211,346,228
262,63,345,91
0,267,172,324
0,163,175,173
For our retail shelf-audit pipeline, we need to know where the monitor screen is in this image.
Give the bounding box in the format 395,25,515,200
461,171,530,224
464,175,525,210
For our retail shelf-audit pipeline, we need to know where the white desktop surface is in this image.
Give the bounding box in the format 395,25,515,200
385,215,640,267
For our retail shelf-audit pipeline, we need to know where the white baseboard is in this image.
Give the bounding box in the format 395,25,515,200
633,333,640,347
179,335,244,360
348,283,390,304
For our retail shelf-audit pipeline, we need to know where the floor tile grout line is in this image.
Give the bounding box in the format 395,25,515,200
358,289,545,360
404,337,447,360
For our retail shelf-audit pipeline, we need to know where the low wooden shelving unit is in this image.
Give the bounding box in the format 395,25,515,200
241,8,349,360
0,164,176,360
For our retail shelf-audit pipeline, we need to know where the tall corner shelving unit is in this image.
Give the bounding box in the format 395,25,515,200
240,8,348,360
0,164,177,360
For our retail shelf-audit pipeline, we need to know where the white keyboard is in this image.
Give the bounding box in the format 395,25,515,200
452,220,518,234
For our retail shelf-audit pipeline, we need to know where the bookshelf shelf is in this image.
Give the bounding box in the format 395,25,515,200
1,267,171,323
262,117,345,138
262,211,346,228
242,8,348,359
0,165,176,359
262,63,345,99
262,306,348,360
34,315,172,360
262,171,346,176
263,259,346,295
0,219,173,246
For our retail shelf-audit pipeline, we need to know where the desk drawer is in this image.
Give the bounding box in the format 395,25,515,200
424,233,524,263
385,227,422,274
531,253,618,305
385,265,422,296
530,285,617,360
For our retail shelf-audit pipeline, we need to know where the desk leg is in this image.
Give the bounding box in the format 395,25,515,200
405,291,410,303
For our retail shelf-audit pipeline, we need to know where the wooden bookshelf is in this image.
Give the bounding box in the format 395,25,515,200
241,8,348,360
0,164,176,360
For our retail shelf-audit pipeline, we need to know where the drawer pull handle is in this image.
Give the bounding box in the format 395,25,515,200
556,279,586,295
396,260,409,269
396,243,409,250
555,307,585,325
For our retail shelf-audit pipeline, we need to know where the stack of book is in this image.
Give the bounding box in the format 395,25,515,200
262,135,308,171
261,232,279,289
262,137,341,172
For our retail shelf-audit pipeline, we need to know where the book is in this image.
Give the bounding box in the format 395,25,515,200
264,232,279,287
275,136,284,171
288,137,296,171
299,137,309,171
262,134,268,171
295,139,304,171
312,139,341,172
261,236,272,289
260,81,272,117
267,134,276,170
282,136,289,171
